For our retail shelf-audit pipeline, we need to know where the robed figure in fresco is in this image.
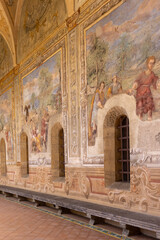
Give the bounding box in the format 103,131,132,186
130,56,160,121
107,75,122,98
88,82,106,145
41,108,49,151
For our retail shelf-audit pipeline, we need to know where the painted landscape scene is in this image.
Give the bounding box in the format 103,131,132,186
87,0,160,146
0,89,13,159
23,50,62,153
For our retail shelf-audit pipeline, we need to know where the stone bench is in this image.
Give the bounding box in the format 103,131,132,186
0,185,159,239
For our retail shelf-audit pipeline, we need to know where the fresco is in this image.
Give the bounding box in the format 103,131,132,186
86,0,160,146
0,89,13,159
18,0,67,61
23,50,62,153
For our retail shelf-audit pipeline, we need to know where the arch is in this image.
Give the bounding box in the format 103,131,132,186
16,0,68,62
0,1,16,66
90,94,138,156
15,0,70,32
0,33,14,79
14,0,25,38
103,106,128,186
15,0,71,30
115,115,130,182
51,123,65,178
20,132,29,177
0,138,6,176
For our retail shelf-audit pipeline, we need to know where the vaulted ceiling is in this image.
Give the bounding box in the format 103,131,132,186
0,0,80,79
0,1,16,64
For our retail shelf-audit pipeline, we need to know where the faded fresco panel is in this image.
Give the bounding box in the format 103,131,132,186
23,50,62,154
86,0,160,146
0,89,13,160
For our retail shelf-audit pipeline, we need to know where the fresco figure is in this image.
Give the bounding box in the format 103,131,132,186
7,130,12,157
5,126,12,158
107,75,122,98
24,105,30,122
41,109,49,150
31,127,41,153
130,56,159,120
89,82,106,145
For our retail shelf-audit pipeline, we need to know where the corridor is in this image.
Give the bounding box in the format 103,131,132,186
0,196,155,240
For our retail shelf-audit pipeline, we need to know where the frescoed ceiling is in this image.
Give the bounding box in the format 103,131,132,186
0,0,88,79
4,0,18,24
17,0,68,61
0,0,70,68
0,34,13,79
0,0,15,79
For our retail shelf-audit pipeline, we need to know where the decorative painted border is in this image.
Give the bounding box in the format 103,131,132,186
68,28,81,158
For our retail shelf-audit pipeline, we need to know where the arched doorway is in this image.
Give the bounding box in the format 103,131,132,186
0,138,6,176
20,132,29,177
103,107,130,187
51,123,65,178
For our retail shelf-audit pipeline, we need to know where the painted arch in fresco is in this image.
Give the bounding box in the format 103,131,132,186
86,0,160,146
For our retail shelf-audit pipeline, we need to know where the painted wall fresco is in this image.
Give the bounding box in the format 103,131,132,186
0,89,13,160
17,0,67,62
87,0,160,146
23,50,62,154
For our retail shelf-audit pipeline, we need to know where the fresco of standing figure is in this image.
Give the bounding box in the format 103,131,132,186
129,56,160,121
107,75,122,98
88,82,106,144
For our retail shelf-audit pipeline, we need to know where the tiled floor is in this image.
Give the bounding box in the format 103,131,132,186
0,197,122,240
0,197,156,240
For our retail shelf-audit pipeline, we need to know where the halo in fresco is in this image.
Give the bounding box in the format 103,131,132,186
23,50,62,153
86,0,160,146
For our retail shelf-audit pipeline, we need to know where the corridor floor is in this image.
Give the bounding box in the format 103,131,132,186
0,196,155,240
